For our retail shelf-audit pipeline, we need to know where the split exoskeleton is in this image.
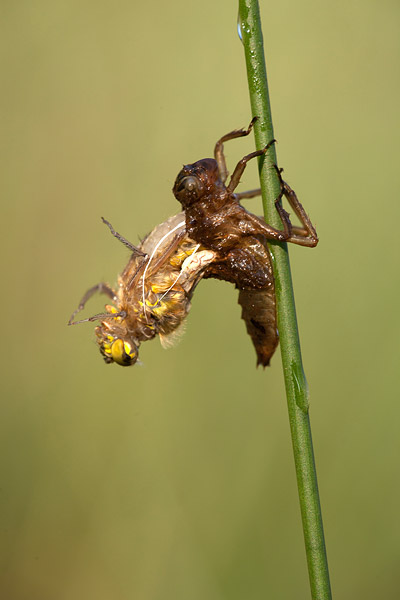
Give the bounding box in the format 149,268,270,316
69,118,318,367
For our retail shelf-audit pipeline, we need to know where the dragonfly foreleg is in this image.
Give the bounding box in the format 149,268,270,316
214,116,258,184
68,282,117,325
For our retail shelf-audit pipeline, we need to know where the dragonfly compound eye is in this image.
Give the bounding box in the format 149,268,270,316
100,335,138,366
173,174,204,206
179,176,201,194
110,339,138,366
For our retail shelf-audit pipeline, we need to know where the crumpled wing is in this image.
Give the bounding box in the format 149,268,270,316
238,287,279,367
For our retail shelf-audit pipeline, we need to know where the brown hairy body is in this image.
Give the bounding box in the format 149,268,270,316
69,214,215,366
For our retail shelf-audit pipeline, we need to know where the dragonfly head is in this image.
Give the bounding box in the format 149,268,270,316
95,327,138,366
173,158,223,208
94,306,139,366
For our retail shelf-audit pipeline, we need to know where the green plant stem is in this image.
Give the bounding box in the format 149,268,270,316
238,2,332,599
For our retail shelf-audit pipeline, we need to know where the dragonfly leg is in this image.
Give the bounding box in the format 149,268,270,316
102,218,147,256
214,116,258,184
234,188,262,200
273,165,318,247
68,282,117,325
227,139,276,194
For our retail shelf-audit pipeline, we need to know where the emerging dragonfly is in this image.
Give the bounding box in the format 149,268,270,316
68,214,215,365
69,118,318,367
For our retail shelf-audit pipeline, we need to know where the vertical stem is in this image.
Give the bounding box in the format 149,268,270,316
238,2,332,599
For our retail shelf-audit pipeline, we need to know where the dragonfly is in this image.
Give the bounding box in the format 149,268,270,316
68,214,216,365
69,118,318,367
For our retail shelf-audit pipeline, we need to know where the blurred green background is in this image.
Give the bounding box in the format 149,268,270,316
1,1,399,598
